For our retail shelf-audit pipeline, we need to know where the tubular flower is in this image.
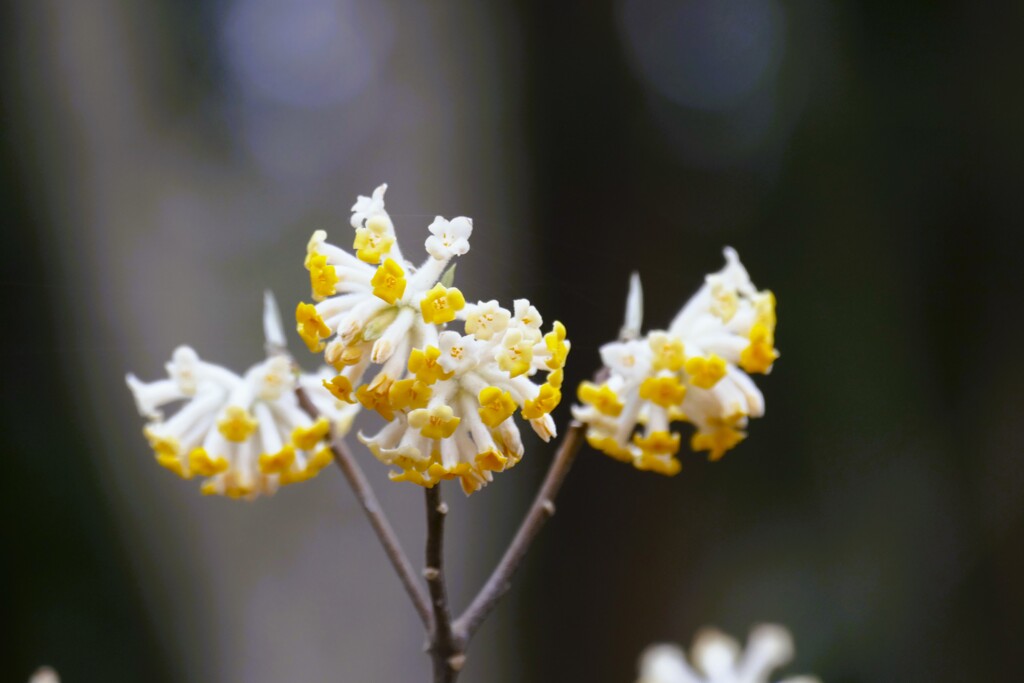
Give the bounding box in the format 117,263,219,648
635,625,819,683
126,295,359,499
127,350,357,499
573,248,778,475
359,301,570,495
298,184,474,410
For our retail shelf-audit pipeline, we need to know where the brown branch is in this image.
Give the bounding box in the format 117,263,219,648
424,486,462,683
296,388,432,630
452,421,586,642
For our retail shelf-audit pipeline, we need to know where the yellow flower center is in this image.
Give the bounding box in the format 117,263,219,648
478,386,517,427
420,284,466,324
577,382,624,416
639,376,687,408
218,406,258,442
685,355,727,390
370,258,407,304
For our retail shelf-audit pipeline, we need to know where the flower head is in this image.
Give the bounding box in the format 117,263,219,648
635,625,819,683
300,186,571,493
359,303,570,495
298,184,474,414
574,248,777,474
127,296,358,499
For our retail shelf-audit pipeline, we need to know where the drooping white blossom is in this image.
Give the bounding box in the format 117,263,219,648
574,248,778,475
126,295,358,499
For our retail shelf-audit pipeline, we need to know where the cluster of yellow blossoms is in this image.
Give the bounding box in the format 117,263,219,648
298,185,569,494
573,248,778,476
126,184,778,497
125,296,359,499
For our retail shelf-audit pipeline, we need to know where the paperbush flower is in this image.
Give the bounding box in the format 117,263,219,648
298,184,473,403
635,625,819,683
574,248,777,475
301,185,570,494
126,297,358,499
359,305,569,495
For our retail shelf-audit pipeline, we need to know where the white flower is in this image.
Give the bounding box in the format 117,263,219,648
299,185,475,412
512,298,543,340
437,330,483,375
462,299,511,341
496,327,534,377
350,183,389,229
127,296,359,499
425,215,473,260
358,308,570,495
573,248,778,474
636,625,819,683
127,349,357,499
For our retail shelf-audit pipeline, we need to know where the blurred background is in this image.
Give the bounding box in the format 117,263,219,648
2,0,1023,681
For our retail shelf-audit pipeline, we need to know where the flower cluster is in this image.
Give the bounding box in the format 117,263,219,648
299,185,569,494
126,296,358,500
574,248,777,475
635,625,819,683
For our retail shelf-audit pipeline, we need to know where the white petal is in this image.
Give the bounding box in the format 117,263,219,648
691,629,740,679
736,624,794,681
263,290,286,352
621,271,644,340
636,644,701,683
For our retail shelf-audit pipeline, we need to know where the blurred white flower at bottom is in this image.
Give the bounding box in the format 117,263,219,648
636,625,819,683
29,668,59,683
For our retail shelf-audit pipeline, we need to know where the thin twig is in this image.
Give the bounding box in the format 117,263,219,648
295,388,432,630
425,487,462,683
453,421,586,642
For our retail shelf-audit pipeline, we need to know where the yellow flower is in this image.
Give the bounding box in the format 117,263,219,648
306,252,339,301
218,406,258,442
684,355,727,389
258,444,297,475
478,386,517,427
739,324,779,374
522,383,561,420
408,405,461,439
292,417,331,451
691,425,745,461
353,217,395,264
420,283,466,324
356,376,395,421
296,302,331,352
544,321,570,369
408,346,454,385
322,374,355,403
370,258,407,304
577,382,624,417
639,375,687,408
388,378,432,411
